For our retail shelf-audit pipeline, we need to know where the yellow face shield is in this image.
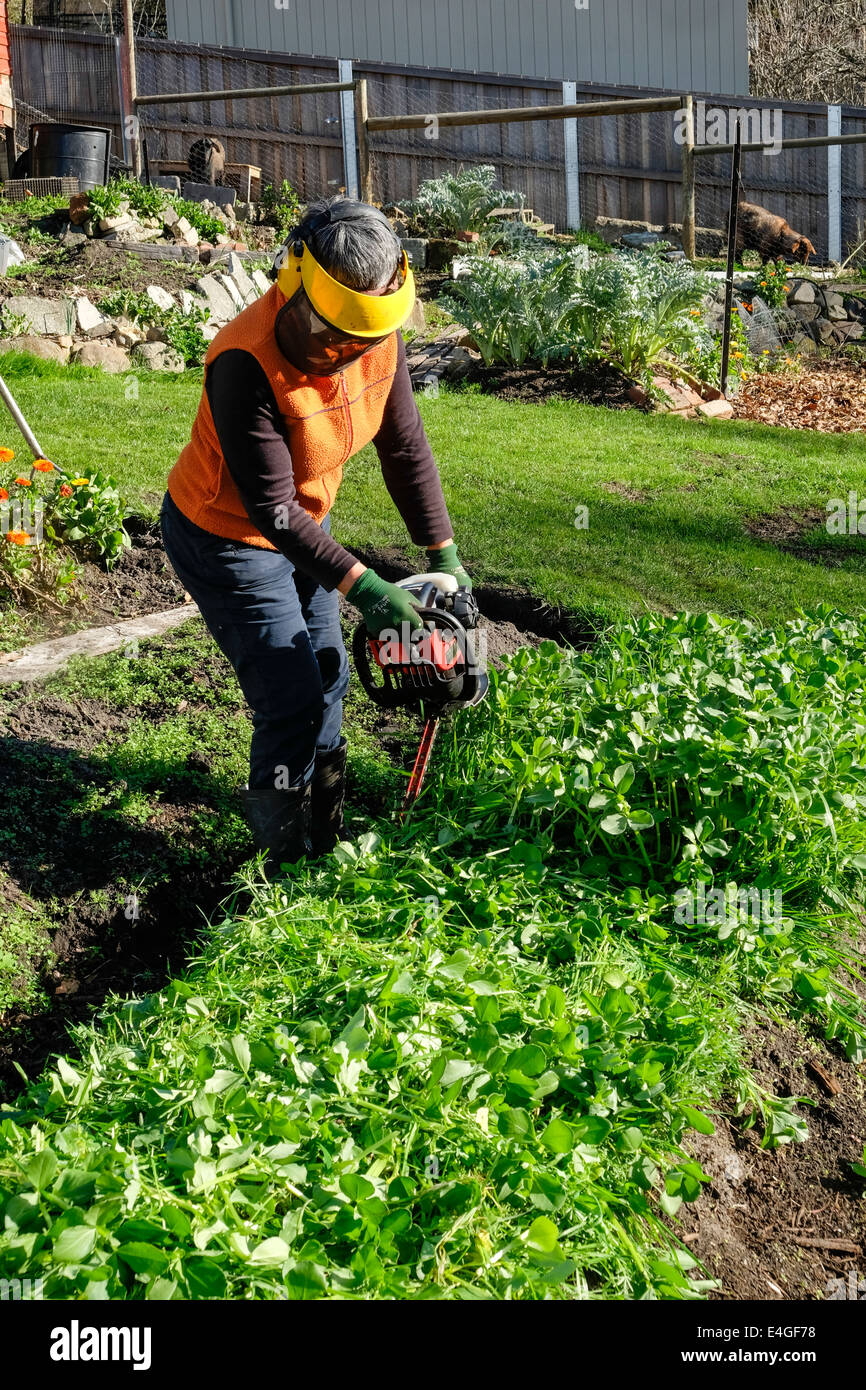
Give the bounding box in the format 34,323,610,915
277,243,416,338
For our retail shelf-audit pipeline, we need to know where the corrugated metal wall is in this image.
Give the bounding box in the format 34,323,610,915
165,0,750,96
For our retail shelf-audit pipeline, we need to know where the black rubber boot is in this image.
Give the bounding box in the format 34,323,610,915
241,785,311,872
310,739,348,856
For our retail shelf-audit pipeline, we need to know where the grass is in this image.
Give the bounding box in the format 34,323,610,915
1,352,863,626
0,619,413,1017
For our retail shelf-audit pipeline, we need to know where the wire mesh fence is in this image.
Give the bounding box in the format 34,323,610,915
7,23,866,269
11,23,121,165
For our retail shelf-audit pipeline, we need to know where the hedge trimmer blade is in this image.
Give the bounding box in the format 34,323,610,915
400,714,440,821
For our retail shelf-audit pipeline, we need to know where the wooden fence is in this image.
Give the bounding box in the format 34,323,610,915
9,25,866,259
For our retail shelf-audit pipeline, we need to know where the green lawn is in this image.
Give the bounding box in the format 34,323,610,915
1,352,863,623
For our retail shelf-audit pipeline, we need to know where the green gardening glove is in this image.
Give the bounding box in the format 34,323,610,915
427,542,472,592
348,569,423,635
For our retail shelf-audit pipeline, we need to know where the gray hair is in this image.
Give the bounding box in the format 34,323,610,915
291,196,401,291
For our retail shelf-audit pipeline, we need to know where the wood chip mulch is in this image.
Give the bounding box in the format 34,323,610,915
733,360,866,432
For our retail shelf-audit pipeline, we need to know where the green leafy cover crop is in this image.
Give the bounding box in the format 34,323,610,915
0,609,863,1300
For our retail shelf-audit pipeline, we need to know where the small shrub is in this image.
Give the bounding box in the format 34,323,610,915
260,179,302,237
440,250,586,367
400,165,525,238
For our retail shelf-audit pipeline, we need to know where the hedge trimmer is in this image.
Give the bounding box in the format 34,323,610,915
353,574,489,816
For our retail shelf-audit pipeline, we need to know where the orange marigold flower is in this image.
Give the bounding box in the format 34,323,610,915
60,483,73,498
0,447,14,464
33,458,54,472
5,530,30,545
0,488,7,501
14,476,31,487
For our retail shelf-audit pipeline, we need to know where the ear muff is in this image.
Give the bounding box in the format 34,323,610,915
276,242,415,338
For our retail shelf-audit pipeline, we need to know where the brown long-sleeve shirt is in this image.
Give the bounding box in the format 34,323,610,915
205,334,452,591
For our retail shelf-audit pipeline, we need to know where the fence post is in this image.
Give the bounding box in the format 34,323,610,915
121,0,142,178
827,104,842,264
562,80,580,231
681,93,696,260
338,60,359,199
355,78,373,204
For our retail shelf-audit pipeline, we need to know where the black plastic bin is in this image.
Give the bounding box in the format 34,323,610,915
28,124,111,192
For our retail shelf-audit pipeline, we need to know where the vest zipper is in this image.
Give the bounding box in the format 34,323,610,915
339,371,354,462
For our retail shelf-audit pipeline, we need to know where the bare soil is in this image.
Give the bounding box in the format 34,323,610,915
462,358,642,408
743,505,866,568
6,235,203,302
685,1020,866,1301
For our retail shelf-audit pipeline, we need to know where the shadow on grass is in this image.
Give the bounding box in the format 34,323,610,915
0,731,249,1099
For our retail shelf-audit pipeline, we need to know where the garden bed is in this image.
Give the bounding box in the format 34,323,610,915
1,606,865,1303
461,358,641,408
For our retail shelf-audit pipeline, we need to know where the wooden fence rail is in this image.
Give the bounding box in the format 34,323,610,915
8,25,866,261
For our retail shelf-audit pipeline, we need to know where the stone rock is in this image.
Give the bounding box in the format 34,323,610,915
75,295,113,338
154,175,182,195
826,300,848,322
201,324,220,342
791,302,821,322
840,320,864,340
113,315,145,344
0,334,69,363
183,182,236,210
69,192,90,226
401,237,428,269
163,205,181,229
824,290,845,312
622,231,662,249
56,334,74,350
221,254,257,305
235,201,255,222
57,224,87,249
595,216,664,244
251,269,272,296
2,296,75,336
83,218,97,239
789,280,816,305
99,213,134,233
193,274,238,325
146,284,176,313
814,317,838,344
404,298,426,334
696,398,735,420
167,215,199,247
73,341,131,373
146,325,169,342
179,290,196,316
443,346,477,380
133,341,185,372
214,273,245,313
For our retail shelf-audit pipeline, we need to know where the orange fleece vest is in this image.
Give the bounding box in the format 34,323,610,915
167,283,399,547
